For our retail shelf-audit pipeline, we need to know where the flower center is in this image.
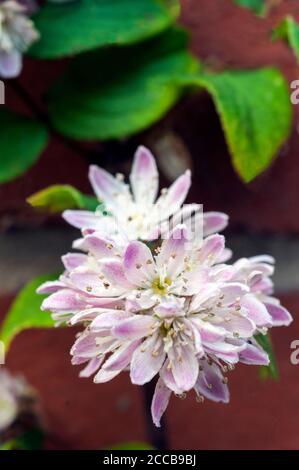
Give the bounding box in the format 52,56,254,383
151,276,172,296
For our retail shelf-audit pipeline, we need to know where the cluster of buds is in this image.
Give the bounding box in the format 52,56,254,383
38,146,292,427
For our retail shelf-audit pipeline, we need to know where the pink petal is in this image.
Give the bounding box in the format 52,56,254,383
218,313,256,338
203,212,229,237
204,341,244,363
71,308,121,325
37,280,65,294
157,225,190,277
155,170,191,220
41,288,87,312
89,310,129,330
130,146,158,204
191,318,225,343
103,340,140,371
197,234,225,265
126,291,156,311
79,357,104,378
160,361,183,394
195,361,229,403
239,343,269,365
220,283,249,306
241,294,273,327
169,344,199,391
69,271,126,297
130,335,165,385
217,248,233,263
124,241,155,286
62,253,87,271
89,165,127,206
94,368,122,383
63,210,100,229
154,298,185,319
74,234,116,258
189,284,220,313
71,332,102,358
265,302,293,326
101,260,133,289
113,315,156,340
151,378,172,428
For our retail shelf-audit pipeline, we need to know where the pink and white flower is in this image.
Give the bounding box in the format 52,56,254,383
38,145,292,428
0,0,39,78
63,146,228,242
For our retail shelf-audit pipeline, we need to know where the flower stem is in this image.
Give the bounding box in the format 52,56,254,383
142,381,168,450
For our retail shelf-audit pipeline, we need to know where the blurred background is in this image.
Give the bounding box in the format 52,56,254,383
1,0,299,449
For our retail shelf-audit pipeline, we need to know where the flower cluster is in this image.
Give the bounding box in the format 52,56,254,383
0,1,39,78
0,368,34,433
38,146,292,427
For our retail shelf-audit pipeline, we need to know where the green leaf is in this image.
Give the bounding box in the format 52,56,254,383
27,184,99,213
0,274,57,351
0,429,44,450
255,333,279,380
0,109,48,184
48,28,291,181
186,68,292,182
48,28,199,140
107,442,154,450
29,0,180,59
233,0,266,16
273,16,299,64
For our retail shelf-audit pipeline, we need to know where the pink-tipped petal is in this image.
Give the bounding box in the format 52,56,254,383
124,241,155,286
94,368,122,383
198,234,225,265
191,318,225,343
89,165,127,206
195,361,229,403
79,357,104,378
41,289,86,312
101,260,133,289
130,335,165,385
89,310,129,330
203,212,229,237
242,294,273,327
69,271,126,297
103,340,140,371
239,343,269,365
113,315,156,340
62,253,87,271
160,361,183,394
151,378,172,428
37,280,65,294
130,146,158,204
265,302,293,326
220,283,249,306
63,210,100,229
169,344,198,391
157,224,190,277
156,170,191,220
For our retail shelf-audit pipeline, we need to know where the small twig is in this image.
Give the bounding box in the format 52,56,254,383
142,381,168,450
